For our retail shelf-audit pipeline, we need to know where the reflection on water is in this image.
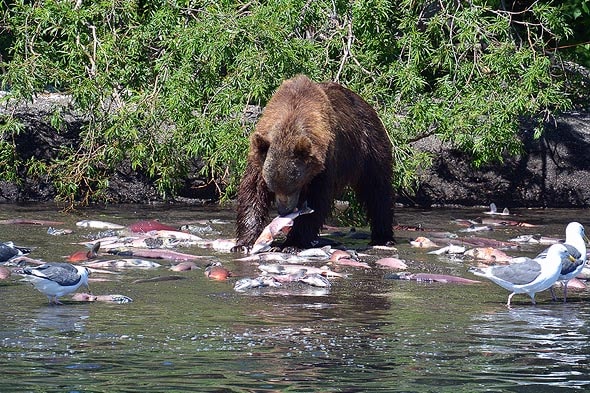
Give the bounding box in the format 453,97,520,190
0,204,589,392
468,305,590,390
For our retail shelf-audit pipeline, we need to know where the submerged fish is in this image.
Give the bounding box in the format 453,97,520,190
234,276,281,291
299,273,332,288
71,293,133,303
464,247,513,263
251,207,314,254
128,220,178,233
385,272,480,284
84,258,161,269
258,263,344,278
375,257,408,270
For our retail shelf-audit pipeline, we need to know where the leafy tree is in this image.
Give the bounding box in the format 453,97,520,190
0,0,585,208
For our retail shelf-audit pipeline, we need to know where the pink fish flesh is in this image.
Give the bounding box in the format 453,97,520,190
251,207,314,254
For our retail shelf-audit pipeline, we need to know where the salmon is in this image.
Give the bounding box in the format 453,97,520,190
251,207,314,254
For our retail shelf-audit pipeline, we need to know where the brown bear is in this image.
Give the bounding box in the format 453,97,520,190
235,75,394,249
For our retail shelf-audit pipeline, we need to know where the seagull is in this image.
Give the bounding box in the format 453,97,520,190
19,262,90,305
0,242,31,262
469,243,576,307
536,222,588,302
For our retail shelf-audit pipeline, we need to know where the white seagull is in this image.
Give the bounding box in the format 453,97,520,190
469,243,577,307
536,221,588,302
20,262,90,305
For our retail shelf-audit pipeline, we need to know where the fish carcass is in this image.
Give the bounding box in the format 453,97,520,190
250,207,314,254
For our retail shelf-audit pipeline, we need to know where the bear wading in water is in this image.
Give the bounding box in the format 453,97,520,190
235,75,395,250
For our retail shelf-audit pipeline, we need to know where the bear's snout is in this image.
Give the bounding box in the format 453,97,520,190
276,192,300,216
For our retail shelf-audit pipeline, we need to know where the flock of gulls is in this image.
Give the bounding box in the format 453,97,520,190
0,203,589,308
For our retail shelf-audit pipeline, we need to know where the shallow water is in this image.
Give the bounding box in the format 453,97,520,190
0,204,589,392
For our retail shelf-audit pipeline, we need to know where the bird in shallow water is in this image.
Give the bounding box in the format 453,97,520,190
0,241,30,262
469,243,578,307
18,262,90,305
535,221,588,302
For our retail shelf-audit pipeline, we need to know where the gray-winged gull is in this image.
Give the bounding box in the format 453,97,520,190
19,262,90,305
535,221,588,302
469,243,577,307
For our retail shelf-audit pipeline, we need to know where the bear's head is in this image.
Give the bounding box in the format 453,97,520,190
248,75,334,215
251,129,325,215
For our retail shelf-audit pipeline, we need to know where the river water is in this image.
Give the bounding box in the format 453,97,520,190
0,203,589,392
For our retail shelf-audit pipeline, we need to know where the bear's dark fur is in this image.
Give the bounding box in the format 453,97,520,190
235,75,394,249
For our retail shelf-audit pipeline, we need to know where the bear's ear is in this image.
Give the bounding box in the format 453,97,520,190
251,132,270,155
293,135,312,159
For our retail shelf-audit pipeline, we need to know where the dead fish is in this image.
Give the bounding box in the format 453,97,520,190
76,220,125,230
108,248,203,261
128,220,178,233
333,258,371,269
47,227,73,236
552,277,587,290
235,252,311,264
463,247,513,263
453,237,518,249
0,266,11,279
180,223,221,236
410,236,439,248
297,246,331,259
428,245,467,255
299,273,331,288
484,203,510,216
577,266,590,280
508,234,560,245
0,218,65,226
68,242,101,262
84,259,161,269
196,238,237,252
71,293,133,303
329,249,353,261
459,225,493,233
375,257,408,270
204,262,233,280
147,230,203,242
385,272,480,284
251,207,314,254
270,269,307,283
258,263,344,278
170,261,200,271
234,276,281,291
481,218,538,227
453,219,479,227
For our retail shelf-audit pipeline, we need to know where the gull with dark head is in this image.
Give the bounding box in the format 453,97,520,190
19,262,90,305
470,243,576,307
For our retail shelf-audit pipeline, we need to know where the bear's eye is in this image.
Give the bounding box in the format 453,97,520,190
293,136,311,159
252,133,269,156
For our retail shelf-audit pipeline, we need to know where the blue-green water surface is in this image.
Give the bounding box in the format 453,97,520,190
0,204,589,392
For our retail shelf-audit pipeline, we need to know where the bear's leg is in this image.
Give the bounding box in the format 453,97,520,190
235,163,273,248
355,171,394,245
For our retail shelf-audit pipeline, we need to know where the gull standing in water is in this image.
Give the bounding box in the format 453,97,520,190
19,262,90,305
536,222,588,302
470,244,577,307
